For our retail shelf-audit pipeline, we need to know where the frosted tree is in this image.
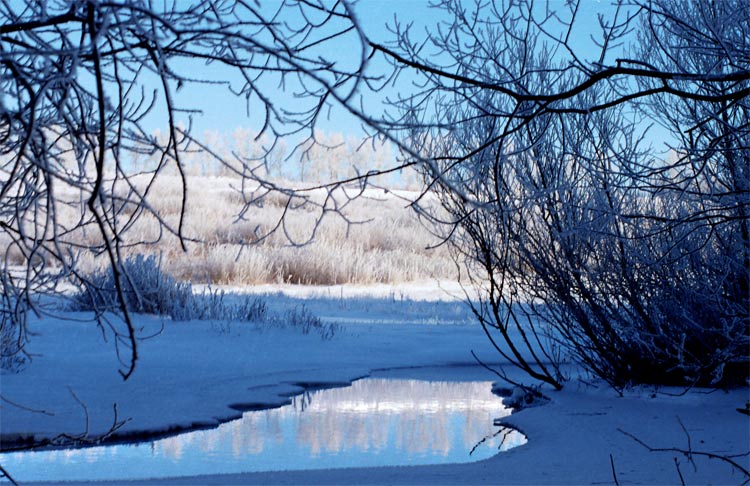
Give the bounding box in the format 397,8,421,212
365,0,749,388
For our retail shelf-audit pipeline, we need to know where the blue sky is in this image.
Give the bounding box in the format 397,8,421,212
167,1,449,136
167,0,627,138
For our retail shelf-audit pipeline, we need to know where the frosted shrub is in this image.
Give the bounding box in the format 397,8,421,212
120,178,454,286
72,256,267,323
73,255,192,317
395,0,749,389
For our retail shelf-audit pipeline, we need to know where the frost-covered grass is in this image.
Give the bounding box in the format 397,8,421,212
56,174,454,286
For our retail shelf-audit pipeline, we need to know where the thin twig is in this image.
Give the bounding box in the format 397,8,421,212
674,457,686,486
1,394,55,416
676,416,697,472
470,349,550,400
67,386,90,440
0,464,19,486
618,428,750,478
610,453,620,486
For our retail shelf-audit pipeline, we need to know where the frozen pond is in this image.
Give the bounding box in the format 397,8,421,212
1,369,526,482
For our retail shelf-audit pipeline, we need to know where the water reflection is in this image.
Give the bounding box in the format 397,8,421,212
1,378,526,482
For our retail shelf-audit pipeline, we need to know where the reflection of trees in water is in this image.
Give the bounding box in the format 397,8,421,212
155,379,523,460
156,406,285,459
289,380,509,457
229,411,284,456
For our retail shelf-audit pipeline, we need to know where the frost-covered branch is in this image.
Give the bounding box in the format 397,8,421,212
0,0,375,379
361,0,749,388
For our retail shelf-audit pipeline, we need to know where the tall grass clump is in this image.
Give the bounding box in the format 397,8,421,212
280,305,335,339
72,255,265,322
73,254,192,318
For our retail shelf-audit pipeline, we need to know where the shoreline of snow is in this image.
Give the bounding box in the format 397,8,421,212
76,384,748,486
0,305,505,450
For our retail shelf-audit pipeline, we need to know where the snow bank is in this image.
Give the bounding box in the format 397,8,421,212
2,285,747,485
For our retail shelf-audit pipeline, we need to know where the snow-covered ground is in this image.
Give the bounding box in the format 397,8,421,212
1,283,748,484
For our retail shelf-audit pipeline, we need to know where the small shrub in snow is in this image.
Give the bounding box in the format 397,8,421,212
72,255,266,323
282,305,336,339
72,254,192,317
